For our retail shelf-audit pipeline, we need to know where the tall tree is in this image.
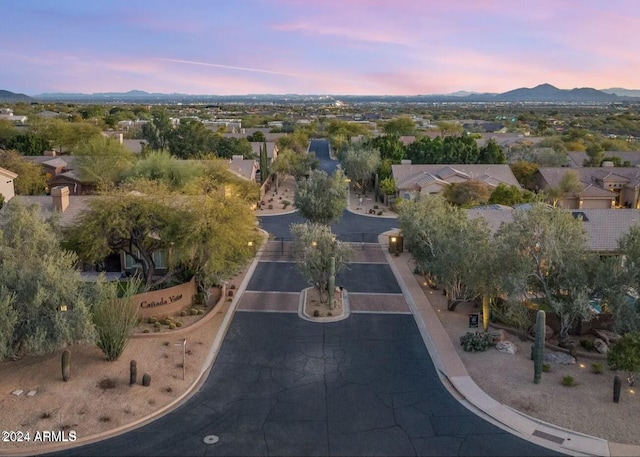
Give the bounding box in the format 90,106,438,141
66,190,184,290
544,170,583,207
168,119,212,159
73,136,135,190
124,150,203,191
141,108,174,151
0,200,94,359
397,195,492,309
494,204,594,342
443,180,492,207
291,223,353,304
0,150,47,195
294,170,348,224
383,117,416,136
176,195,255,296
338,144,380,193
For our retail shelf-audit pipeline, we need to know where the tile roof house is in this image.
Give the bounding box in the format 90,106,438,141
392,163,521,200
0,166,18,202
533,167,640,209
469,205,640,254
226,155,258,182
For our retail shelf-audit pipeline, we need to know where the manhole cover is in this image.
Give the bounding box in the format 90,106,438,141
203,435,220,445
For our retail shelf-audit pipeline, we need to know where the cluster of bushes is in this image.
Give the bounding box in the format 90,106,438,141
460,332,494,352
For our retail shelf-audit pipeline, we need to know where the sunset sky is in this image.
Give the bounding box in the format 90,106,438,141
2,0,639,95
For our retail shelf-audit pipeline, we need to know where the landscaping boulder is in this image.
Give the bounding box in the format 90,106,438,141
593,329,621,346
544,351,576,365
491,329,507,343
495,341,517,354
593,338,609,354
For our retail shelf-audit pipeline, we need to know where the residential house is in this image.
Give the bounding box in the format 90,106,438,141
469,205,640,255
227,155,258,182
391,163,521,201
0,166,18,202
12,187,168,275
533,167,640,209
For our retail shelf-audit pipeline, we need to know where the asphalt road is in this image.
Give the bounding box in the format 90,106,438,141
44,145,563,456
309,138,338,175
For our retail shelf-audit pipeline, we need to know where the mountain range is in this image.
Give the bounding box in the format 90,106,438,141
1,84,639,103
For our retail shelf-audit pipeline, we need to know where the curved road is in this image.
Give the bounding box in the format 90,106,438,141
46,140,562,456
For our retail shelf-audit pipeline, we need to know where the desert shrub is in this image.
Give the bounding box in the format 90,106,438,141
98,377,117,390
460,332,493,352
98,416,111,423
561,375,577,387
313,309,320,317
542,363,551,372
91,278,141,361
591,363,604,374
282,200,291,209
580,339,595,351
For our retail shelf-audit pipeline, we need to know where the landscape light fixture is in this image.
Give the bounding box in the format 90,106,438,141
175,339,187,380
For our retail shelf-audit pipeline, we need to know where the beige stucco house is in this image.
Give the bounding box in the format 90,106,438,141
0,166,18,203
391,163,521,200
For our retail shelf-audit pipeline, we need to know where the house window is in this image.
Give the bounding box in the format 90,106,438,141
125,248,168,269
403,193,411,200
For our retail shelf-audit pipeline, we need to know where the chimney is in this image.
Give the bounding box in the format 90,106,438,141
51,186,70,212
401,159,412,165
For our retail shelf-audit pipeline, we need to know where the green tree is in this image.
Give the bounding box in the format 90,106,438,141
494,204,594,341
124,150,203,191
379,177,396,196
397,195,492,309
510,161,539,190
383,117,415,136
585,142,605,167
168,119,212,159
544,170,582,207
0,150,47,195
338,144,380,193
367,133,405,163
276,130,309,154
294,170,348,224
176,195,256,295
607,333,640,386
291,223,353,304
0,200,94,359
73,136,135,190
488,183,538,206
443,180,492,207
478,139,506,164
247,131,266,142
66,190,184,290
141,108,174,151
6,132,50,156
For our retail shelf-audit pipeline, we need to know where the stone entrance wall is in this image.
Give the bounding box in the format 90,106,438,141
132,278,196,319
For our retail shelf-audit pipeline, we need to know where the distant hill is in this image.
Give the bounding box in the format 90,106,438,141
0,90,32,102
601,88,640,98
491,83,623,102
26,84,640,104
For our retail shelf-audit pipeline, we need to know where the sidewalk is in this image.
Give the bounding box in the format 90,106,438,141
381,230,640,457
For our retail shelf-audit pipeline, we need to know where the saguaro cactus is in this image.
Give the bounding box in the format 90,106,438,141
533,310,546,384
61,349,71,382
142,373,151,387
130,360,137,386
